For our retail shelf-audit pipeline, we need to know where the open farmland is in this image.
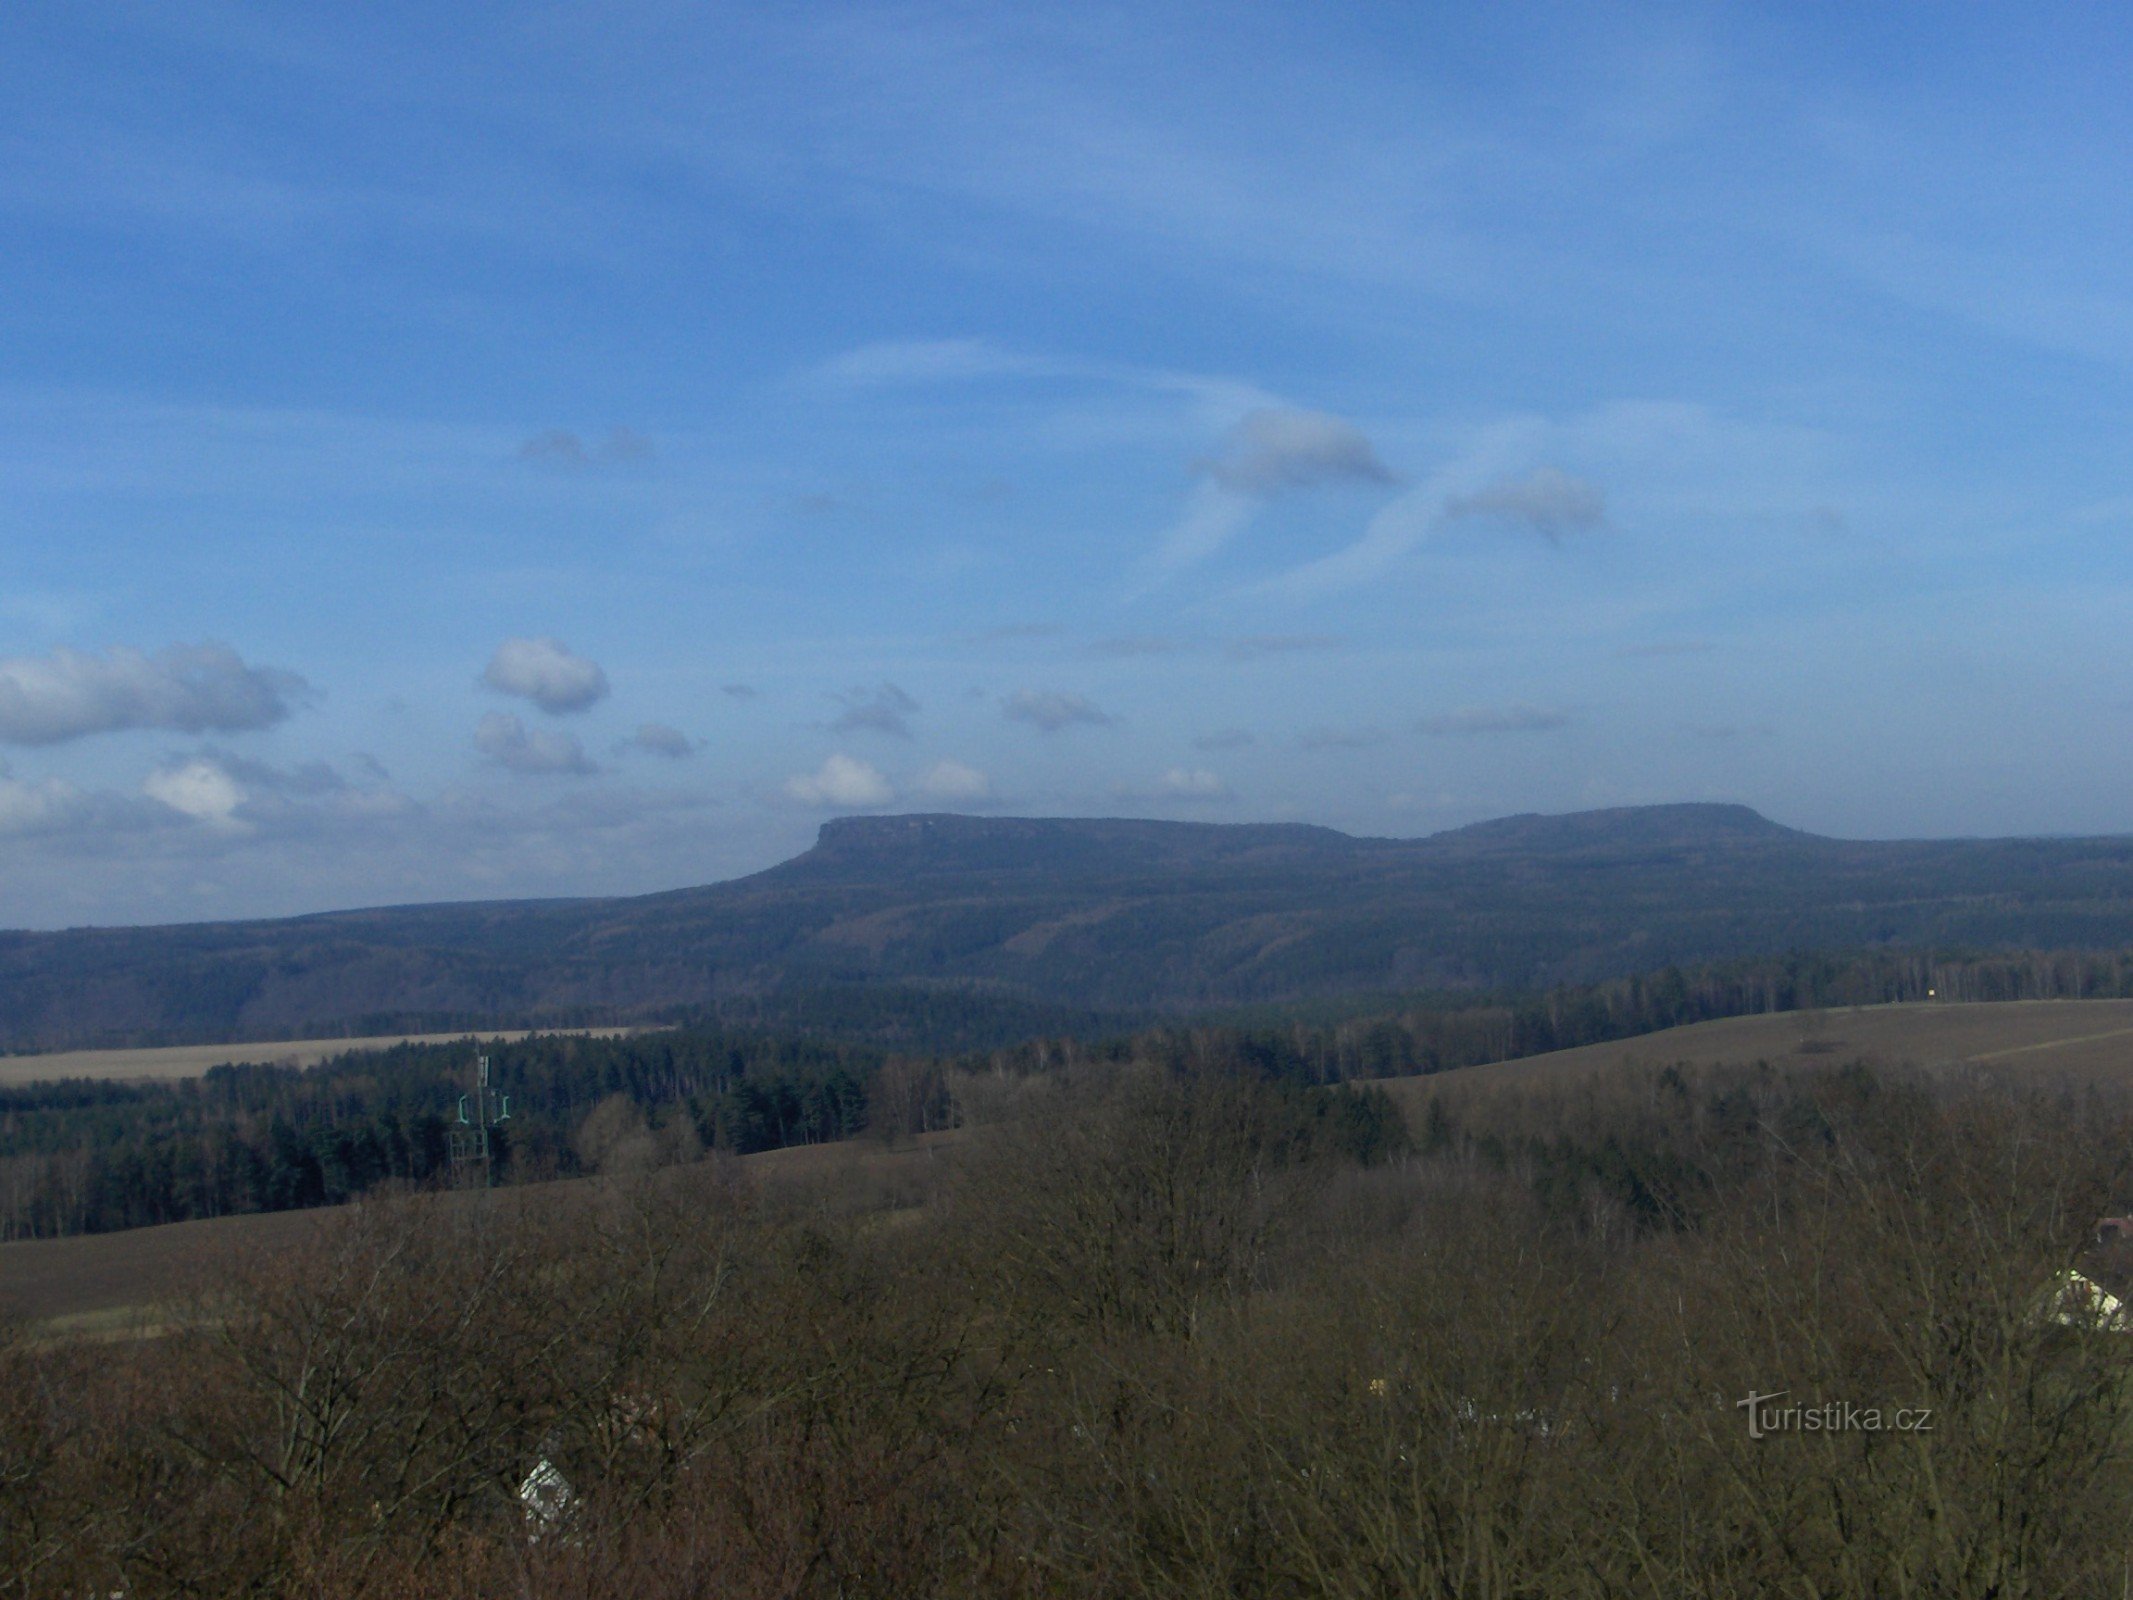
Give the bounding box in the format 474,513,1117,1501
0,1026,655,1089
0,1131,959,1331
1373,997,2133,1118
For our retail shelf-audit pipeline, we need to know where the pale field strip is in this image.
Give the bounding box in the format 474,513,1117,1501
1374,998,2133,1117
0,1027,654,1088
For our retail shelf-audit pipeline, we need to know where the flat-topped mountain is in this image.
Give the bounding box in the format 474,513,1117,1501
10,803,2133,1051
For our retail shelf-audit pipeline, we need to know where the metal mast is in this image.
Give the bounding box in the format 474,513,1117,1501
448,1052,511,1187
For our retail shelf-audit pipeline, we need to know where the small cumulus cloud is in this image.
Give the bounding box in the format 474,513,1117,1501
1444,467,1605,541
128,750,413,841
1194,729,1254,751
915,759,993,802
783,753,895,808
476,711,599,775
1200,408,1396,497
627,722,697,758
1003,689,1114,732
830,683,920,738
1416,705,1574,736
142,755,250,832
481,637,610,715
0,643,308,746
516,427,655,465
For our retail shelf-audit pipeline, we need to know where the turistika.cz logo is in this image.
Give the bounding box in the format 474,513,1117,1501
1736,1390,1934,1440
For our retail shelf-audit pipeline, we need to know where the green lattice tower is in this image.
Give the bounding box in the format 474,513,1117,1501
448,1052,512,1187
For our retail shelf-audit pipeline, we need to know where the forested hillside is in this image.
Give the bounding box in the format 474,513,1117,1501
15,803,2133,1050
12,943,2133,1240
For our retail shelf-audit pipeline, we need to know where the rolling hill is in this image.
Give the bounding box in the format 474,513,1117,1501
12,802,2133,1050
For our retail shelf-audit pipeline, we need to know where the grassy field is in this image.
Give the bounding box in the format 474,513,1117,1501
0,1132,958,1330
0,1026,654,1088
1372,996,2133,1120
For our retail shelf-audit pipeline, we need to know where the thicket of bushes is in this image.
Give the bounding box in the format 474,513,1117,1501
7,1055,2133,1596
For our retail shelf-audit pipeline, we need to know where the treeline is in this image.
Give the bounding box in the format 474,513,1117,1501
0,1030,877,1239
996,945,2133,1085
12,943,2133,1241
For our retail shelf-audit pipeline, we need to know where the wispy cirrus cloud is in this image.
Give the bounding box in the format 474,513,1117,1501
1298,727,1384,751
1151,408,1396,576
1417,704,1573,736
1226,633,1343,662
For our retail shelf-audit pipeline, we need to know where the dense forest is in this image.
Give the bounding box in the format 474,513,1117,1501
10,943,2133,1241
8,1045,2132,1595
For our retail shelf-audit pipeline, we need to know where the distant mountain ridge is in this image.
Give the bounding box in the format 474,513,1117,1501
9,803,2133,1051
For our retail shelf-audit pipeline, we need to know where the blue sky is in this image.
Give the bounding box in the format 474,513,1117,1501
5,2,2133,927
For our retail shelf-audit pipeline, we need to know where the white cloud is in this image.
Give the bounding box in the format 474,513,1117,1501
1003,688,1113,732
628,722,697,758
480,637,610,714
143,756,249,832
0,642,307,746
830,683,920,738
1444,467,1606,540
783,753,895,808
137,749,418,836
1416,705,1573,736
476,711,599,775
915,759,992,802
